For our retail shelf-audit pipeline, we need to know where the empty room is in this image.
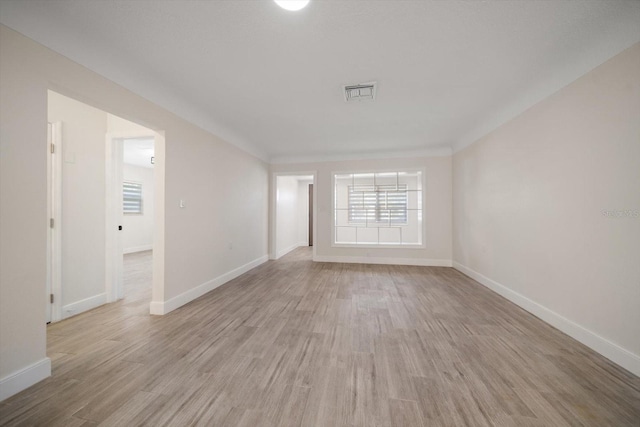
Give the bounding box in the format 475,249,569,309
0,1,638,426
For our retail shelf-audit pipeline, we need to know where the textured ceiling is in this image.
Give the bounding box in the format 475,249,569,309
1,0,639,162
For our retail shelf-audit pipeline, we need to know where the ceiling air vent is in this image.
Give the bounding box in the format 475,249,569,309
344,82,376,102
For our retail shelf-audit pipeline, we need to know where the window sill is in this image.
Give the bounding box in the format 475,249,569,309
331,243,425,249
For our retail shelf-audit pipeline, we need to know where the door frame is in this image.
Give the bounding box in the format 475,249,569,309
46,121,63,322
308,183,313,247
270,171,317,260
105,130,165,305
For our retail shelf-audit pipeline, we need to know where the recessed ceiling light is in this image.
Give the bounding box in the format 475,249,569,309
274,0,310,11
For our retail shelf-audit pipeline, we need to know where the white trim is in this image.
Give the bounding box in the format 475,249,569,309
314,255,452,267
46,120,63,322
331,168,426,249
52,121,63,320
123,244,153,254
275,242,305,260
107,129,156,139
331,243,425,250
150,255,269,315
453,262,640,377
270,146,453,164
0,358,51,402
449,46,624,155
151,131,166,310
62,293,107,319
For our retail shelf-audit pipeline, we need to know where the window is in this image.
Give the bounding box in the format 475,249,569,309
123,181,143,214
348,184,408,224
334,170,423,246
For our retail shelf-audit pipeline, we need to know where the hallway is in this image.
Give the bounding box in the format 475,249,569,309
123,250,153,308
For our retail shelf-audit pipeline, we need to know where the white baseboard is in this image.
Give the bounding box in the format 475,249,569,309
123,244,153,254
62,293,107,319
274,242,305,260
150,255,269,315
453,261,640,377
0,358,51,401
313,255,452,267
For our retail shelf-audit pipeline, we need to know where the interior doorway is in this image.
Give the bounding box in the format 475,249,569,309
271,172,316,260
106,134,157,302
46,90,164,322
121,137,156,302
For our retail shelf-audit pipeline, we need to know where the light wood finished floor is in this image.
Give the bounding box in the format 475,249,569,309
1,248,639,426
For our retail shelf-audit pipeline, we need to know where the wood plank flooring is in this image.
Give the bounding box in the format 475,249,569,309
1,248,639,426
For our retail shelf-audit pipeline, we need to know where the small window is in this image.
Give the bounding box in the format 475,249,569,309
123,181,143,214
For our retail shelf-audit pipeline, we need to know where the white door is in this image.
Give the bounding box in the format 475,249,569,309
46,123,53,323
106,136,124,302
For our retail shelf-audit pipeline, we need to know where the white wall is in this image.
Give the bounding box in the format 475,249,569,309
107,114,153,135
122,163,154,253
453,43,640,376
0,24,269,400
275,176,302,258
271,156,452,266
48,91,109,316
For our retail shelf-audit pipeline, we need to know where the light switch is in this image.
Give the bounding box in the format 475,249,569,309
179,200,186,208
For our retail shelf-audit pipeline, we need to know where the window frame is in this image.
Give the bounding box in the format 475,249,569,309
331,168,425,249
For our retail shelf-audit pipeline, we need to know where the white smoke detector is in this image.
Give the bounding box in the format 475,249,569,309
344,82,377,102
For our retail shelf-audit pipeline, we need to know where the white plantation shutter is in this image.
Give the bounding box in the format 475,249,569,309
123,181,143,214
348,184,408,224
